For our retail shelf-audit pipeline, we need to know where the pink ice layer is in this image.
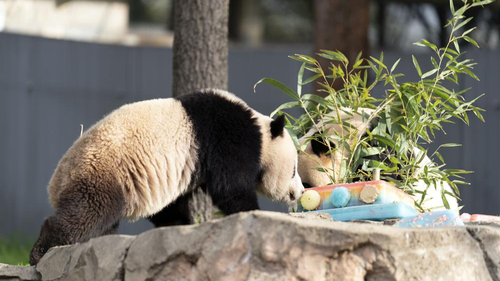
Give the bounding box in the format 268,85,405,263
460,213,500,223
394,210,464,228
298,180,415,211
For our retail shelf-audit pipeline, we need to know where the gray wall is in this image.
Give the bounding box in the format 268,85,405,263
0,32,499,236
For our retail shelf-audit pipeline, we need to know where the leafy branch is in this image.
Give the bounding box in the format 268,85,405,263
255,0,492,211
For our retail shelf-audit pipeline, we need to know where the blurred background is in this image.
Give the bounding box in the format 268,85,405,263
0,0,499,242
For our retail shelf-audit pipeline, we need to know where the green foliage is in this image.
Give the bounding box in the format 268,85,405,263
213,211,226,217
0,235,35,266
255,0,492,211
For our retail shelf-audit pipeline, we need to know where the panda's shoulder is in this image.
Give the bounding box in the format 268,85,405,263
176,89,246,108
176,89,256,121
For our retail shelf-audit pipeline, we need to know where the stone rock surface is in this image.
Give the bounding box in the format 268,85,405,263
2,211,500,281
36,235,134,281
288,212,333,221
0,263,39,281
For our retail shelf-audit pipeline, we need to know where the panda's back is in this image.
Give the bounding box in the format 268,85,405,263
48,98,198,220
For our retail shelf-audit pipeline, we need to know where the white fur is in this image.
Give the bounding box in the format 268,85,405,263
49,90,305,222
254,113,304,203
49,99,198,220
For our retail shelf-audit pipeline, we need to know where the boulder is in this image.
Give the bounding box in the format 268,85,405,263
123,211,499,281
36,235,134,281
0,263,39,281
1,211,499,280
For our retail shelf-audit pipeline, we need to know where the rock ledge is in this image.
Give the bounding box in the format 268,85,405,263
2,211,500,281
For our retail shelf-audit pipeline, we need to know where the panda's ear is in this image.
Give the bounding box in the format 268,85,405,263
310,133,335,156
311,139,330,156
270,115,285,139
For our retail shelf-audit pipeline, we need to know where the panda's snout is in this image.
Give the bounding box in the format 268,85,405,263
289,188,304,202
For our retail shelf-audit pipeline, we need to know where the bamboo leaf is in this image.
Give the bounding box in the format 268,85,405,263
305,66,321,73
269,101,301,117
473,108,485,122
289,54,318,65
318,50,348,62
421,39,438,52
471,0,495,7
440,143,462,148
453,5,468,17
441,191,451,209
431,57,439,69
297,63,306,97
463,67,480,81
254,78,300,100
412,55,422,77
455,17,473,31
391,58,401,73
463,36,480,48
354,51,363,66
453,40,460,53
301,94,328,107
301,73,323,85
462,27,476,37
421,69,438,79
353,58,364,69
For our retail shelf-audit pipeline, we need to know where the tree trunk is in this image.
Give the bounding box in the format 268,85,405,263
314,0,370,90
173,0,229,96
172,0,229,224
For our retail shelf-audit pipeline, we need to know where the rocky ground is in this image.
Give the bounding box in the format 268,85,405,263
1,210,499,281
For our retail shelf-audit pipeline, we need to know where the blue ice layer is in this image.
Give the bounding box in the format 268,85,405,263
310,202,420,222
394,210,464,228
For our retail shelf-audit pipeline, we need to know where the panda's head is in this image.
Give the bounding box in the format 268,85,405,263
256,114,304,205
298,108,374,188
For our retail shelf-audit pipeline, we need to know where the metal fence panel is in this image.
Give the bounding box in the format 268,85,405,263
0,33,498,236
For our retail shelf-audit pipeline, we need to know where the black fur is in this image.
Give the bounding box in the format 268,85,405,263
270,115,285,139
176,91,262,215
148,191,193,227
311,132,335,157
30,177,124,265
31,91,268,265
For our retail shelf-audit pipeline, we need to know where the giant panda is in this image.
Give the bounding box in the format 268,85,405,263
29,89,304,265
297,108,459,211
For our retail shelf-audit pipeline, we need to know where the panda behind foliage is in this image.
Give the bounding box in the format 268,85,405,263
29,89,304,265
297,108,458,211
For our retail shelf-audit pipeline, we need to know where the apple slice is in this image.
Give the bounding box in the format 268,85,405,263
300,190,321,211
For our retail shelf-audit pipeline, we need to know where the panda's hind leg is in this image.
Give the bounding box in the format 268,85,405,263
29,179,125,265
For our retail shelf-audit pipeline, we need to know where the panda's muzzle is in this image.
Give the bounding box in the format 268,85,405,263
289,189,304,202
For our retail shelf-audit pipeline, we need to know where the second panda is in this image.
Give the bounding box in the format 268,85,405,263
30,89,304,265
297,108,458,211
